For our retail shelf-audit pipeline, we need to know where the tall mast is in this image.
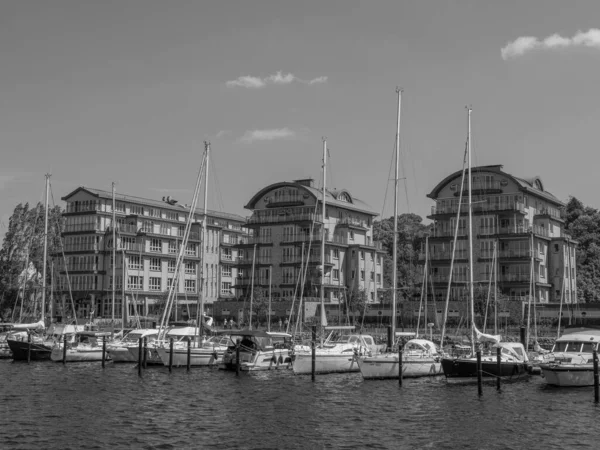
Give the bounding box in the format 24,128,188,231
112,181,116,323
268,265,272,332
41,173,50,323
199,142,210,338
320,138,328,328
122,249,126,332
249,243,256,330
467,107,475,353
392,88,401,338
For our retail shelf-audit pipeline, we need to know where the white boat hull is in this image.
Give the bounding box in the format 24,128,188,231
220,349,292,371
156,347,223,367
292,352,360,374
357,354,442,379
107,346,138,363
540,364,595,387
50,347,109,362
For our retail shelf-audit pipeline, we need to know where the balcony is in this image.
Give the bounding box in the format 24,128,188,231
430,201,526,216
281,254,332,265
281,233,323,245
246,211,322,225
265,194,305,207
498,273,531,283
337,217,369,229
220,253,235,264
236,236,273,246
63,223,101,233
430,229,468,238
233,277,269,287
236,256,273,266
62,244,98,252
65,203,102,214
418,250,468,261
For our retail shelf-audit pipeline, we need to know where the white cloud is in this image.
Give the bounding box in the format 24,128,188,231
215,130,231,138
226,71,328,88
240,128,296,143
502,28,600,59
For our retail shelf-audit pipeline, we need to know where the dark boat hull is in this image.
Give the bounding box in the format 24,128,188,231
7,339,53,361
441,357,529,383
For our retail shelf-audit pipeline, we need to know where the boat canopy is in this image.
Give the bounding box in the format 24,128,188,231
475,327,501,344
405,339,439,355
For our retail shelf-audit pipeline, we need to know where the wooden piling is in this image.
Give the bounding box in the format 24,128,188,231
62,334,67,365
477,349,482,396
142,337,147,369
496,346,501,391
168,338,174,372
311,325,317,382
138,337,142,377
519,326,526,347
594,350,599,404
235,338,241,376
398,345,403,387
27,333,31,364
102,336,106,368
387,326,393,352
186,337,191,372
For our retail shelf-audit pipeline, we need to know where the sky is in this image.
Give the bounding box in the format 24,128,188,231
2,0,600,240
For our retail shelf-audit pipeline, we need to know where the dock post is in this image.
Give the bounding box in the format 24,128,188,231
398,344,403,387
311,325,317,382
169,338,174,372
387,325,393,352
187,337,191,372
594,350,599,404
496,346,501,391
235,339,241,376
519,326,526,347
477,348,483,396
27,333,31,363
102,336,106,368
138,337,142,377
142,337,147,369
62,334,67,365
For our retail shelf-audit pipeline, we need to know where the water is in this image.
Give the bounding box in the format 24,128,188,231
0,360,598,450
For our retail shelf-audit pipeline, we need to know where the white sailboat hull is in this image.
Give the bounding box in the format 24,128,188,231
540,364,596,387
292,351,360,374
357,354,442,379
107,346,138,363
50,347,108,362
156,347,223,367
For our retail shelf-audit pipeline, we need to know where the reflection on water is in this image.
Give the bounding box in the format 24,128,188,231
0,360,598,449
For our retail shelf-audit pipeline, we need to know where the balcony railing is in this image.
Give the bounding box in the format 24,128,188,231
337,217,369,228
281,254,332,264
431,201,526,216
236,256,273,265
430,229,468,238
419,250,467,261
63,223,101,233
281,233,323,244
65,203,102,213
498,273,532,283
236,236,273,245
62,244,98,252
246,212,322,225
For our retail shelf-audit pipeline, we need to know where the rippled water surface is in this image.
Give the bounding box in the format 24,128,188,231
1,359,598,449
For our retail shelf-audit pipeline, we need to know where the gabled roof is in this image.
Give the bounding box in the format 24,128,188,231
427,165,564,206
61,187,246,223
244,181,378,216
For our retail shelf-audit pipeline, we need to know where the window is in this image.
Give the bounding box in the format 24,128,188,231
160,224,171,235
129,255,141,270
168,260,176,273
149,208,161,218
185,262,196,275
222,265,232,277
377,256,381,266
554,244,559,253
360,251,365,260
142,221,153,233
185,279,196,293
349,231,355,241
167,278,176,290
333,249,339,259
115,202,125,213
360,270,365,281
377,274,381,284
150,239,162,253
185,243,196,256
130,205,143,215
166,211,178,221
370,271,374,281
221,282,232,295
149,277,161,291
351,270,355,280
333,269,339,280
168,241,177,254
128,276,143,290
150,258,161,271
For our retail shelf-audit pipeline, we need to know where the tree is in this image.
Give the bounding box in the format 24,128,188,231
0,202,64,319
241,286,270,328
345,287,369,325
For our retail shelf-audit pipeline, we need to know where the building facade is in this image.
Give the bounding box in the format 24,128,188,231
58,187,246,322
229,178,386,321
424,165,577,310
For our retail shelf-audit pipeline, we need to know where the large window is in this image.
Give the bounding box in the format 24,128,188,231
150,239,162,253
129,255,142,270
185,243,196,256
185,279,196,293
150,258,161,271
128,276,143,290
221,282,232,295
168,241,178,254
222,265,232,277
149,277,161,291
168,260,176,273
185,262,196,275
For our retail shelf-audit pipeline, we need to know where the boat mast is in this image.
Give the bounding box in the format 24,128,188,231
467,107,475,354
112,181,116,323
320,138,328,330
122,248,126,332
268,264,272,332
41,173,50,323
199,141,210,340
249,243,256,330
392,88,401,338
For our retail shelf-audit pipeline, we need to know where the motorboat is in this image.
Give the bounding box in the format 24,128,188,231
7,323,84,361
292,328,382,375
539,327,600,387
357,335,443,379
50,330,113,362
156,334,231,367
220,330,293,371
106,328,159,363
128,326,199,365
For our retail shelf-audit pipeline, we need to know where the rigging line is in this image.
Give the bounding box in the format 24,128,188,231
379,137,398,220
209,151,226,212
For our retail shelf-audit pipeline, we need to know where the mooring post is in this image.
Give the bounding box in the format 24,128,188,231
169,338,174,372
187,337,191,372
62,334,67,365
387,325,393,352
142,337,148,369
235,338,241,376
398,344,403,387
477,348,483,396
311,325,317,382
138,337,143,377
102,335,106,368
27,333,31,364
594,350,599,404
496,346,501,391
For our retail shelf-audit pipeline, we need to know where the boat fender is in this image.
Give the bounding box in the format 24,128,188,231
271,355,277,364
278,355,283,365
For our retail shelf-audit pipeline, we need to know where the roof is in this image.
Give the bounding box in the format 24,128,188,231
427,164,564,206
61,187,246,223
244,181,378,216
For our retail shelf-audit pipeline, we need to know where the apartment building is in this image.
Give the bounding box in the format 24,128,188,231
58,187,246,321
231,178,386,317
424,165,577,309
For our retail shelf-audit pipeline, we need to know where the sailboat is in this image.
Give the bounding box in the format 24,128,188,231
356,89,442,379
439,107,529,383
291,139,379,375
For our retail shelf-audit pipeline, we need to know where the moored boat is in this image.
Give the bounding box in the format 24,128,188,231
7,323,84,361
107,328,159,363
50,330,113,362
539,327,600,387
156,334,230,367
220,330,292,372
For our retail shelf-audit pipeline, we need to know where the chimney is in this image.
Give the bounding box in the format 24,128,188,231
294,178,314,187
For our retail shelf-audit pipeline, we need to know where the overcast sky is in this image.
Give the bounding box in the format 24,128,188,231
2,0,600,239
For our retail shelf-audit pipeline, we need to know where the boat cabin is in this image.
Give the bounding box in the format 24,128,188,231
227,330,276,352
